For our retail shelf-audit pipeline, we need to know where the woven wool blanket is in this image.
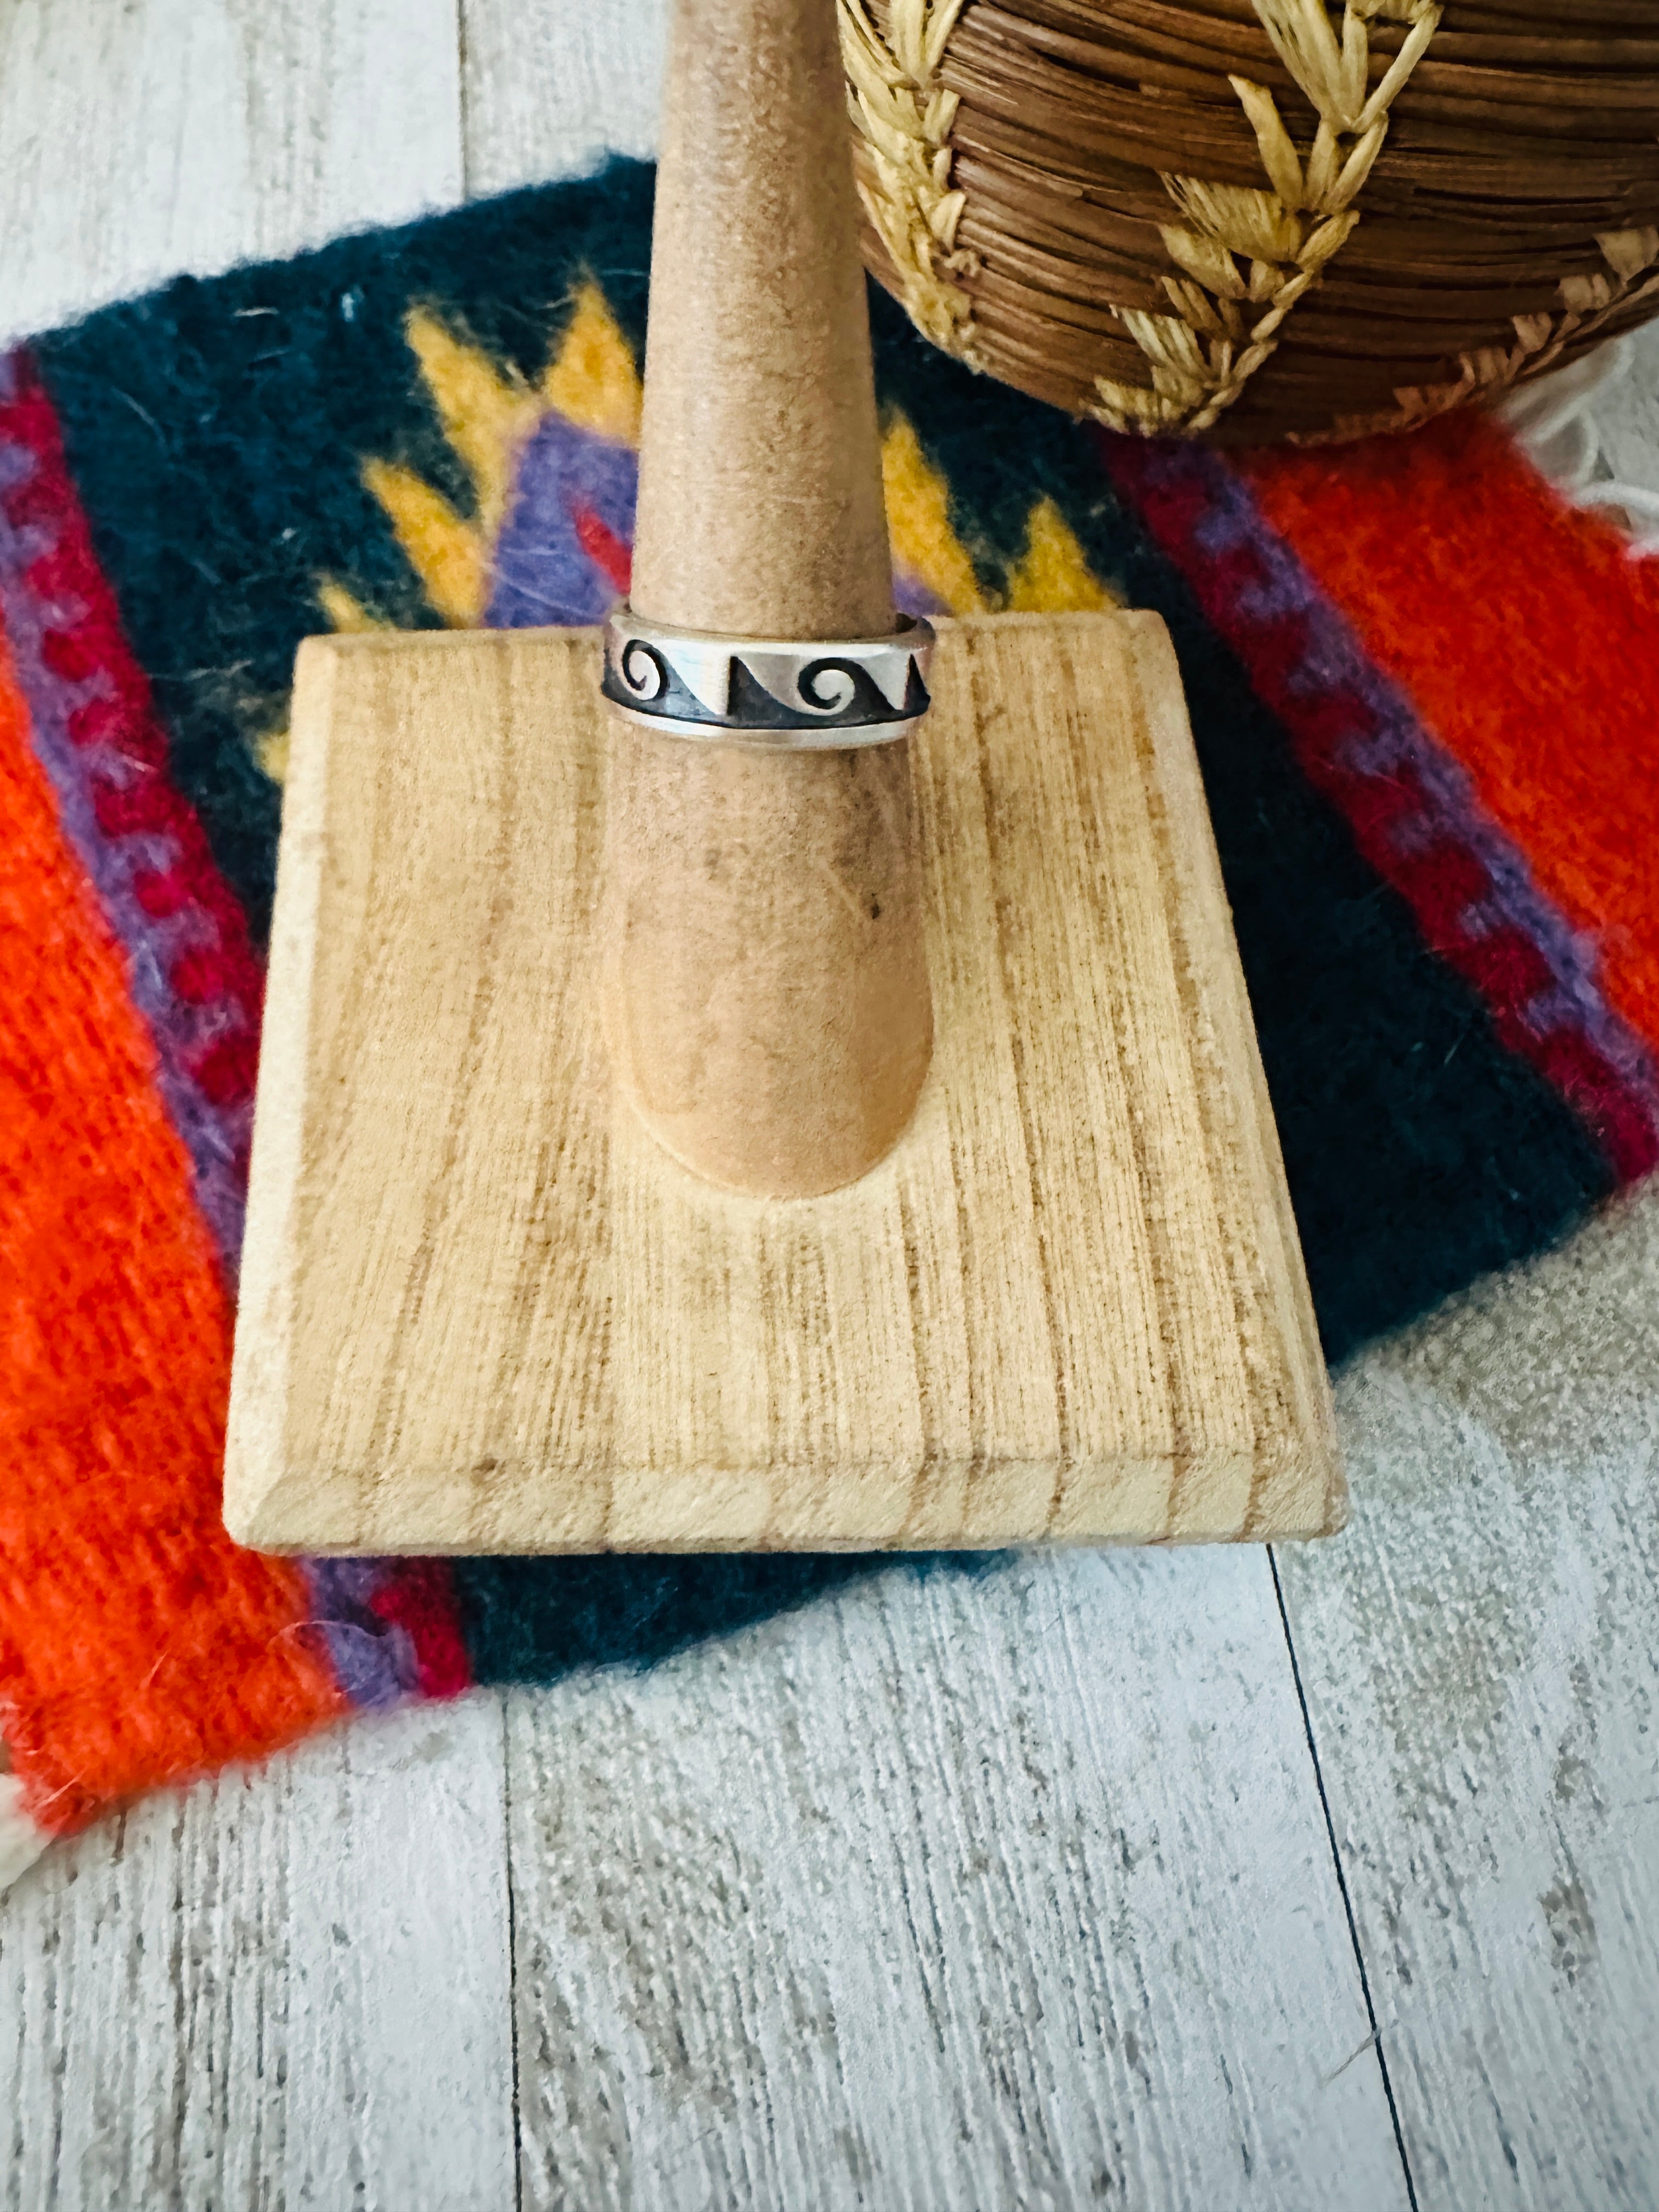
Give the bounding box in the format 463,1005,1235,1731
3,160,1658,1891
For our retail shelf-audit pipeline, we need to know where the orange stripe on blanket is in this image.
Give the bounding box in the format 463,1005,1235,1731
1242,414,1659,1055
0,628,342,1834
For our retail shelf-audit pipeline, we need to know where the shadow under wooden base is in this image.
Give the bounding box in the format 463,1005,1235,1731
224,612,1341,1553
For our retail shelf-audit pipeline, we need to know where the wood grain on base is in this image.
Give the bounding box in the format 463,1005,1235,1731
224,612,1340,1553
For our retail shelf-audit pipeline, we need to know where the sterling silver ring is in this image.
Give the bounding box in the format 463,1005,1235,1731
601,607,934,749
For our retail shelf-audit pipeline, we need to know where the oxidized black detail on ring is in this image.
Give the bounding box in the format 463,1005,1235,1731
618,636,670,703
601,608,934,749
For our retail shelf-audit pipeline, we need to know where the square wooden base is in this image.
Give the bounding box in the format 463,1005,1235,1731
225,612,1341,1553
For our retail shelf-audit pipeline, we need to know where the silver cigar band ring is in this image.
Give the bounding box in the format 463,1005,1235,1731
601,607,934,749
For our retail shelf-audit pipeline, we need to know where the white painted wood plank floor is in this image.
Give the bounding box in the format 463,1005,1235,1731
1,3,1655,2205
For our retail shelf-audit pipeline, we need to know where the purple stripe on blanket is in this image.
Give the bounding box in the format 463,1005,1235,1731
1144,435,1659,1125
0,354,251,1268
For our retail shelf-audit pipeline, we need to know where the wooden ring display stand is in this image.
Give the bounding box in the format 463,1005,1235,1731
223,0,1342,1555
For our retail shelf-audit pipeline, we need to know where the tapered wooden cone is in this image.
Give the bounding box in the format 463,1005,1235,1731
603,0,933,1199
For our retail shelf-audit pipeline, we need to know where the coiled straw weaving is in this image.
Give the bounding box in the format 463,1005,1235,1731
840,0,1659,442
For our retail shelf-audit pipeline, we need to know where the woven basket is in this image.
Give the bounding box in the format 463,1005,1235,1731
840,0,1659,443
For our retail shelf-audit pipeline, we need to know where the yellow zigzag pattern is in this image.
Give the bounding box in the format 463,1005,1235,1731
360,288,1111,629
362,285,644,628
258,287,1115,782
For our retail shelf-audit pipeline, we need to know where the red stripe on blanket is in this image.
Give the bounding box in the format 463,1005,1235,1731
0,619,346,1834
1243,413,1659,1062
